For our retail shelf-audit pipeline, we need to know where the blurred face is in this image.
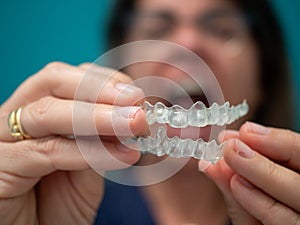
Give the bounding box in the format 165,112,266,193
125,0,262,129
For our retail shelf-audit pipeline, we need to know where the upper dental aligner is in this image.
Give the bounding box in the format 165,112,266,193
144,100,249,128
133,126,224,164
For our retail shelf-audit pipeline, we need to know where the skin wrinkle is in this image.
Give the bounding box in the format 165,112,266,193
8,191,36,225
223,138,300,213
230,176,300,225
0,0,297,224
37,173,88,225
66,172,93,224
0,170,39,198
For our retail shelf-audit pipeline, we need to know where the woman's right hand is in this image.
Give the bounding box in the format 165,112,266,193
206,122,300,225
0,62,148,225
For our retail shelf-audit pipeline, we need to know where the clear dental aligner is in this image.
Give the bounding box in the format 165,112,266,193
122,100,248,163
126,126,224,164
144,100,249,128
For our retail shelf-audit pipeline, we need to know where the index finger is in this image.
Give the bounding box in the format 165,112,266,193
239,122,300,171
1,62,144,112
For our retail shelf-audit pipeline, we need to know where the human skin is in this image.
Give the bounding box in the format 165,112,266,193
122,1,244,223
206,122,300,224
124,0,300,224
126,0,262,125
0,62,148,225
1,76,299,225
0,0,299,225
124,0,258,223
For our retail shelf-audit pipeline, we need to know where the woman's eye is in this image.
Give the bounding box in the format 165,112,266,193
200,16,247,41
139,19,172,39
208,26,236,39
143,25,170,39
130,12,175,39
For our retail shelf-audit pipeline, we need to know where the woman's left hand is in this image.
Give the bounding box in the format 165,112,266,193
206,122,300,225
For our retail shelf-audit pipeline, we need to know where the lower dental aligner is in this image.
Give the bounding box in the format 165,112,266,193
126,126,224,164
144,100,249,128
122,100,248,164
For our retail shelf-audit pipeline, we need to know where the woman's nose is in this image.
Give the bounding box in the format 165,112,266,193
169,25,203,52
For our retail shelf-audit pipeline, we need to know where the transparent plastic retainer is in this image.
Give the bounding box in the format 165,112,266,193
123,100,249,165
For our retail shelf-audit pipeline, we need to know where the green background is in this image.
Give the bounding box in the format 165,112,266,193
1,0,299,130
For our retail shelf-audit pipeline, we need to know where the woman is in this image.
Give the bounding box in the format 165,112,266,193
0,0,299,225
97,0,298,224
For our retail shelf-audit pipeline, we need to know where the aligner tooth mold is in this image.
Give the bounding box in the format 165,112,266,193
123,126,225,164
144,100,249,128
122,100,249,164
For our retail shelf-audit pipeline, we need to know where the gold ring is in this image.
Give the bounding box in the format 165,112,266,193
7,107,31,140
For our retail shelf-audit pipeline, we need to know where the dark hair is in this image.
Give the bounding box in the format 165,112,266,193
107,0,295,129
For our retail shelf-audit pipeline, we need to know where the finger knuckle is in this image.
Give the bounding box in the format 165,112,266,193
34,137,58,153
31,137,64,168
286,129,300,150
260,198,300,225
19,138,56,156
260,199,281,224
266,160,281,180
43,61,68,72
27,96,56,127
33,62,68,83
78,62,92,69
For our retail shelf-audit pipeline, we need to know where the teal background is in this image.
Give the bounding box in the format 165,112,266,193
0,0,299,130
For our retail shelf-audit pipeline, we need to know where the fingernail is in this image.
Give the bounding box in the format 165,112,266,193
234,139,255,158
246,122,270,135
198,160,212,172
237,175,254,189
115,106,141,119
218,130,239,142
115,83,142,95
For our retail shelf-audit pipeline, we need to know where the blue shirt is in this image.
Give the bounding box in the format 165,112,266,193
94,180,232,225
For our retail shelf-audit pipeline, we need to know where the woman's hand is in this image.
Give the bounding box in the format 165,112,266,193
206,122,300,225
0,62,148,225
